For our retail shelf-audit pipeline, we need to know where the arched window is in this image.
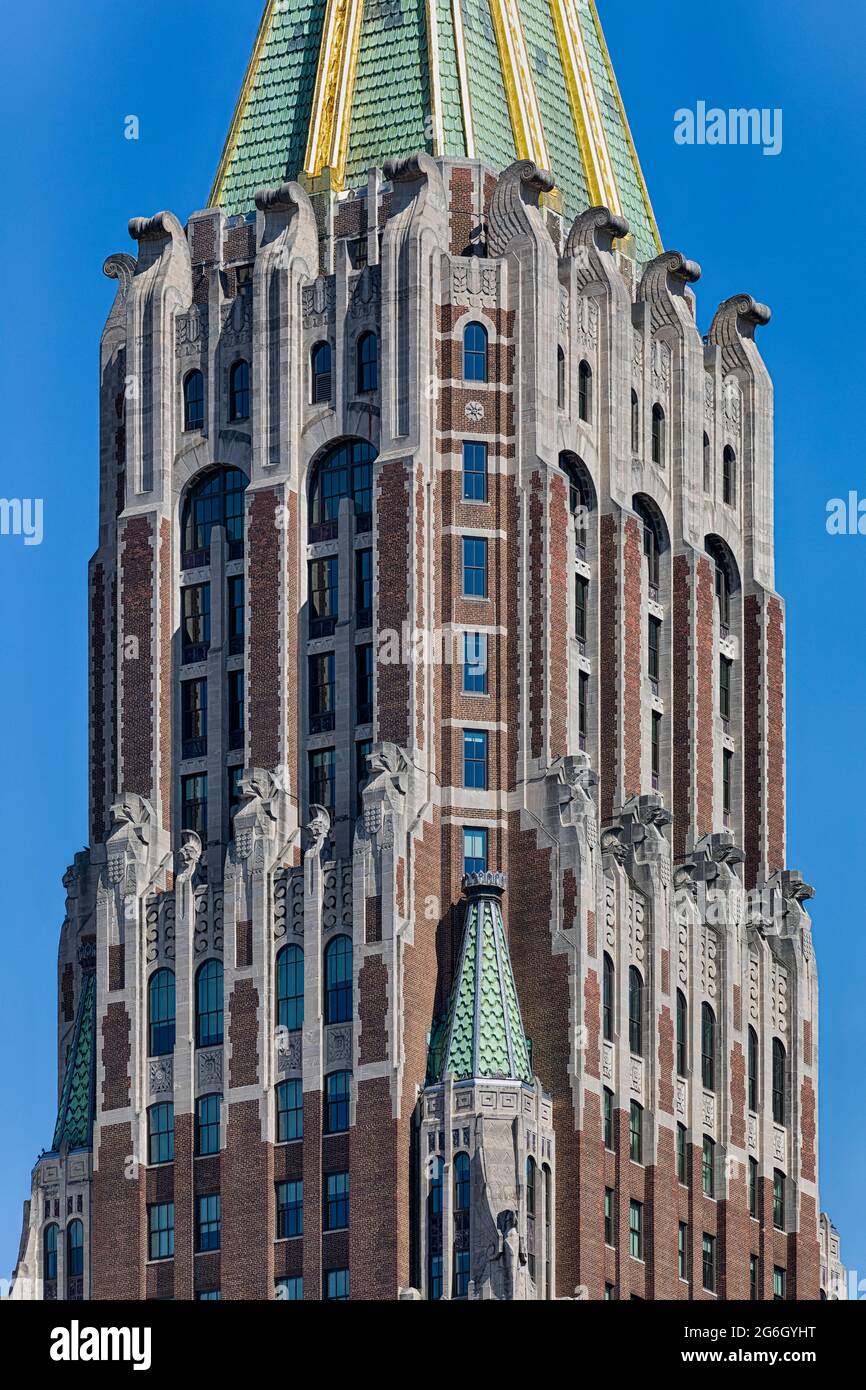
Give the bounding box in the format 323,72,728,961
723,446,737,506
311,341,332,403
557,346,566,409
628,966,643,1056
66,1219,84,1277
634,496,666,596
603,953,614,1042
276,944,304,1032
309,439,376,529
748,1026,759,1111
183,370,204,431
324,935,353,1024
676,990,688,1077
325,1070,351,1134
453,1152,471,1296
701,1002,717,1092
229,359,250,421
43,1224,58,1282
463,322,488,382
148,968,176,1057
703,432,711,492
427,1155,444,1300
560,452,596,564
651,403,665,465
357,332,378,393
772,1038,786,1125
578,360,592,422
705,536,740,636
196,959,223,1049
181,466,249,557
631,389,640,454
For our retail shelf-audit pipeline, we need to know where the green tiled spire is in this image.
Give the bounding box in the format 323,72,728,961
432,874,532,1084
210,0,661,258
51,969,96,1153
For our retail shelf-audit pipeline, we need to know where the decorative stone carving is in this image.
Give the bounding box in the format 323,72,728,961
452,260,498,308
651,338,671,391
702,1092,715,1128
773,1126,786,1161
723,377,742,432
676,1079,686,1116
197,1048,223,1090
221,288,251,344
700,925,718,1000
325,1024,353,1066
302,275,336,326
487,160,555,260
558,286,569,334
575,294,598,348
771,960,789,1037
748,951,760,1023
348,264,381,320
630,1059,643,1095
276,1029,302,1075
704,373,715,420
323,862,353,932
748,1114,758,1151
602,1044,613,1081
464,399,484,421
628,890,646,964
176,304,208,356
149,1057,173,1096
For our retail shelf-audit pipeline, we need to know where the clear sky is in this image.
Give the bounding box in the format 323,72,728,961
1,0,863,1290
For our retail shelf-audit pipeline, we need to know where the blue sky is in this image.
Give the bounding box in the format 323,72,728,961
0,0,863,1288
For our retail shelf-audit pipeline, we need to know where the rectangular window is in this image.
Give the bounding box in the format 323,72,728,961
648,615,661,682
181,773,207,838
575,573,588,643
629,1101,643,1164
463,826,488,875
773,1265,786,1301
773,1169,785,1230
196,1194,221,1253
324,1172,350,1232
463,729,488,789
181,678,207,758
462,631,488,694
677,1123,688,1185
678,1222,689,1281
195,1093,221,1157
723,748,733,822
356,739,372,817
355,548,373,625
462,441,488,502
228,765,243,819
148,1103,174,1165
276,1078,303,1144
196,1290,220,1301
629,1200,643,1260
309,652,336,732
325,1268,349,1301
462,537,488,598
227,575,244,653
603,1088,614,1151
604,1187,615,1247
750,1254,759,1301
276,1180,303,1239
309,748,335,811
276,1276,303,1301
356,643,374,723
703,1233,716,1293
651,710,662,789
720,656,732,721
578,671,589,751
181,583,211,662
227,669,244,746
702,1136,715,1198
748,1157,758,1218
309,557,339,632
148,1203,174,1262
604,1283,615,1300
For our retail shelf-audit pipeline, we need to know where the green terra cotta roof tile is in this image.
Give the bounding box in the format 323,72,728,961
50,971,96,1153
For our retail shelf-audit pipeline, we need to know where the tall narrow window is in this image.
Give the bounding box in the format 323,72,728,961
181,678,207,759
463,826,488,875
462,632,488,695
356,331,378,393
678,1222,689,1281
148,969,175,1057
651,404,665,465
276,1079,302,1144
324,936,352,1024
703,432,711,492
309,556,339,634
462,537,488,597
748,1027,759,1110
462,440,488,502
715,561,731,632
148,1103,175,1165
229,360,250,421
748,1156,758,1217
311,341,332,403
196,1195,221,1252
604,1187,615,1245
575,573,588,644
276,1181,303,1239
579,671,589,752
453,1153,471,1296
629,1101,643,1164
702,1135,715,1198
526,1158,537,1282
324,1173,350,1231
720,656,732,722
677,1123,688,1184
628,966,643,1056
325,1070,351,1134
195,959,224,1049
603,953,614,1042
276,944,304,1032
463,323,488,382
603,1088,614,1150
723,748,733,824
631,389,640,454
773,1266,786,1300
355,548,373,625
557,346,566,409
43,1224,58,1284
66,1220,84,1279
355,739,372,816
355,644,374,723
750,1254,759,1300
676,990,688,1077
463,729,488,789
227,669,244,748
772,1039,786,1125
578,360,592,422
723,446,737,506
325,1268,349,1300
701,1003,716,1092
181,583,210,663
227,575,244,653
773,1169,785,1229
629,1200,643,1260
183,370,204,431
308,748,335,811
648,615,661,683
703,1233,716,1293
428,1157,444,1300
309,652,336,733
651,709,661,789
181,772,207,837
196,1093,221,1156
148,1202,175,1261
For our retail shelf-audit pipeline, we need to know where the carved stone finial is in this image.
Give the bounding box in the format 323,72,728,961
487,160,556,260
306,804,332,854
178,829,202,877
102,252,136,295
462,870,506,900
708,293,772,347
565,205,629,257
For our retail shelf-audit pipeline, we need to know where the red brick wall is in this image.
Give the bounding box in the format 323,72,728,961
247,488,282,769
119,515,154,798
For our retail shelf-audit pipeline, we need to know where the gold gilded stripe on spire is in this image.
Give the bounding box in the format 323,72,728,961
209,0,279,207
488,0,551,169
548,0,621,213
451,0,476,158
304,0,366,188
425,0,445,157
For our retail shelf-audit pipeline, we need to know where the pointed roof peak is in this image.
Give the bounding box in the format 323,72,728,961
50,968,96,1154
210,0,660,259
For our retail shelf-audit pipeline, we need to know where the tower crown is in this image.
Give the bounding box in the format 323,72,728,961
211,0,660,258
